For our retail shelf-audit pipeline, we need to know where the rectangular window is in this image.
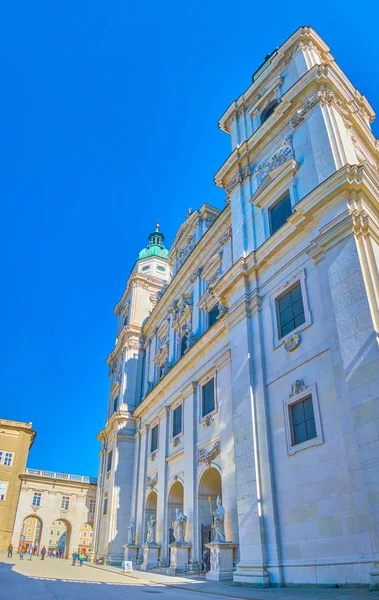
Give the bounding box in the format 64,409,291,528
32,492,42,507
83,531,87,537
49,539,52,544
172,405,183,438
269,192,292,234
151,424,159,453
90,532,93,537
113,396,118,413
29,519,33,525
50,529,53,535
61,496,70,510
27,528,31,533
56,530,61,537
180,334,187,357
290,396,317,446
107,450,113,472
103,493,108,516
202,378,215,417
276,283,305,339
4,452,13,466
89,499,96,513
26,536,30,541
208,306,219,328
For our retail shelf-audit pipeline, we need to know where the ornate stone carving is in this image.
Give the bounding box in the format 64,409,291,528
225,164,251,199
290,380,307,396
31,505,40,513
255,136,293,185
127,516,135,545
198,440,220,466
189,267,203,283
60,509,69,519
172,436,181,447
210,546,220,571
202,414,214,428
146,472,158,488
218,227,232,246
289,89,334,128
150,450,158,462
216,303,228,319
211,496,226,543
284,333,301,352
146,515,156,545
173,509,187,544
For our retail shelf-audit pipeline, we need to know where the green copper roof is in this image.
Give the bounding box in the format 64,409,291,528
138,224,169,260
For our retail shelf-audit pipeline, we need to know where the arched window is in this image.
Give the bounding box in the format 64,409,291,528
260,99,279,124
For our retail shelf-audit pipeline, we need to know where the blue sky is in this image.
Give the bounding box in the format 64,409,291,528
1,1,378,477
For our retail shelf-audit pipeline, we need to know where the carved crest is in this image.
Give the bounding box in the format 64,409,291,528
198,440,220,466
146,472,158,488
290,380,306,396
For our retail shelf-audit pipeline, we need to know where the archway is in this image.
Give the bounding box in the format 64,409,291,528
167,480,184,560
198,467,222,555
78,522,94,559
19,515,43,554
48,519,72,559
144,490,157,544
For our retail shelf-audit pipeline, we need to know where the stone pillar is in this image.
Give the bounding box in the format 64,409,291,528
135,426,149,547
205,542,237,581
168,543,191,574
140,544,161,570
183,383,198,562
123,544,139,565
156,407,169,563
229,303,269,587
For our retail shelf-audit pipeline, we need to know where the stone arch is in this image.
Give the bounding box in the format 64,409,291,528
19,514,43,553
197,466,222,556
144,489,157,544
49,517,72,559
167,479,184,543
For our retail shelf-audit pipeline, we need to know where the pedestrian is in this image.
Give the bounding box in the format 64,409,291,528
7,543,13,558
79,553,85,567
71,551,78,566
41,546,47,561
27,546,33,561
202,548,210,574
19,544,26,560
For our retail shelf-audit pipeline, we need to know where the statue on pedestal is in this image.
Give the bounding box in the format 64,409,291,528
127,516,135,545
172,508,187,544
146,514,156,545
211,495,226,543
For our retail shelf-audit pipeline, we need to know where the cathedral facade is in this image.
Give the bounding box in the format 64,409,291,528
93,26,379,587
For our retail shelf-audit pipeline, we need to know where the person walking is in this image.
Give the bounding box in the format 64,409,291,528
71,551,78,566
19,544,26,560
41,546,47,561
78,553,85,567
7,543,13,558
27,546,33,561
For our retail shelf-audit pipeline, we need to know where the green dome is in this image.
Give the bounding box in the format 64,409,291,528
138,224,169,260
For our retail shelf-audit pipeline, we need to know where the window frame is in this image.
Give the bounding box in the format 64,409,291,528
150,423,159,454
271,269,312,349
171,402,183,440
268,191,293,235
283,382,323,456
199,373,218,423
61,496,70,510
0,451,14,467
102,492,108,516
32,492,42,507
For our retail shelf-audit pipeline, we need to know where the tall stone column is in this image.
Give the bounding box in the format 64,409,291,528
183,383,197,559
229,303,269,586
156,407,169,564
135,426,149,547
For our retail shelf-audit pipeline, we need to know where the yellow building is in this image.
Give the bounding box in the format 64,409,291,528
0,419,36,551
78,522,94,555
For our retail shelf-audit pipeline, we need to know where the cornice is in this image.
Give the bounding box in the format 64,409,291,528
97,407,134,441
215,62,378,194
19,474,96,491
218,26,333,132
106,323,142,366
114,271,167,317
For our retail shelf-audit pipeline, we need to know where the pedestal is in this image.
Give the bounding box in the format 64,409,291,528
233,562,270,587
123,544,140,565
168,543,191,574
370,564,379,590
140,544,161,571
205,542,237,581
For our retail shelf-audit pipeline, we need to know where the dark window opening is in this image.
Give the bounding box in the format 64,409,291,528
151,425,159,453
172,405,183,438
269,192,292,234
260,99,279,124
208,306,219,328
290,396,317,445
107,450,113,472
180,334,187,357
277,282,305,339
113,396,118,413
202,378,215,417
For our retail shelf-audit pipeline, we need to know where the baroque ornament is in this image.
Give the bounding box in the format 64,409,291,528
284,333,300,352
198,440,220,466
290,380,307,396
255,137,293,185
146,472,158,488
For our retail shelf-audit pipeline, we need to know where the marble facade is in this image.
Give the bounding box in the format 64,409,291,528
93,26,379,587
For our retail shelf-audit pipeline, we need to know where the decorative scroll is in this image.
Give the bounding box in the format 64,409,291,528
146,473,158,488
198,441,220,466
290,380,307,396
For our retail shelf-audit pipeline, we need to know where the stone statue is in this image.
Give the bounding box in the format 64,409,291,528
127,516,135,545
146,514,156,545
212,496,226,543
172,508,187,544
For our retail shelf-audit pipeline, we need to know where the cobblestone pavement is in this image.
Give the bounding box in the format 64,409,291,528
0,553,377,600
